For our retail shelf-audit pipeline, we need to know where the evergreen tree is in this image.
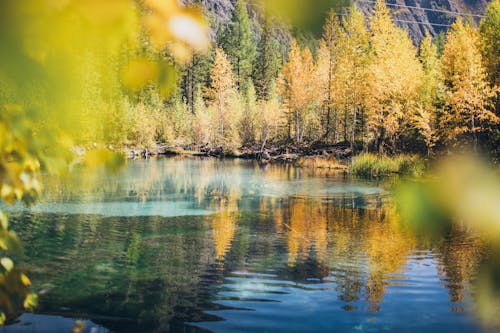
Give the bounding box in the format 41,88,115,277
182,51,213,114
221,0,257,89
253,18,282,100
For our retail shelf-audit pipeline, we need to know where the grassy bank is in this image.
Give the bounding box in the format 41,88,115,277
351,153,425,178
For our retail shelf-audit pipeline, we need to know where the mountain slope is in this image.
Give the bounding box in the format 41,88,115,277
355,0,489,41
182,0,490,42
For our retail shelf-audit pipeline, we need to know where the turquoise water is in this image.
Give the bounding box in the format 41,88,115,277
3,158,489,332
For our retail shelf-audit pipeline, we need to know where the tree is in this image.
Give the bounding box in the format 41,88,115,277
480,0,500,89
366,0,422,153
192,84,211,145
440,18,498,150
480,0,500,151
253,18,282,100
317,10,345,142
205,48,240,151
280,39,317,143
182,50,213,114
220,0,256,89
342,5,371,149
411,34,443,155
239,79,258,145
258,80,284,147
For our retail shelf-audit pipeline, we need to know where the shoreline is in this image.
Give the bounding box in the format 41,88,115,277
125,143,353,170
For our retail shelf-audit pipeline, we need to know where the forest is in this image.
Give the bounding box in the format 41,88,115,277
101,0,500,158
0,0,500,332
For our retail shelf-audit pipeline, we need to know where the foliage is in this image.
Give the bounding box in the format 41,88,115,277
220,0,257,89
395,154,500,328
280,39,318,143
480,0,500,88
107,0,500,157
239,80,259,145
413,34,442,154
0,0,209,323
253,18,283,100
366,0,422,154
205,48,241,151
440,18,498,149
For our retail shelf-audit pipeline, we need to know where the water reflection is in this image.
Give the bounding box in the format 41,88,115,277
3,158,490,332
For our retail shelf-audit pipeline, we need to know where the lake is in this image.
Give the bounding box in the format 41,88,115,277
3,158,489,332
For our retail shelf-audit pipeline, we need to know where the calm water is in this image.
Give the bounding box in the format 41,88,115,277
2,158,490,333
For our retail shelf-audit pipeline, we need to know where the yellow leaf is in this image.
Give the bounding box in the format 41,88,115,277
23,293,38,311
20,273,31,286
1,258,14,272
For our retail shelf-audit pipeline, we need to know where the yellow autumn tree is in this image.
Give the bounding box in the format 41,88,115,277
480,0,500,88
280,39,318,143
342,5,371,148
317,10,346,142
366,0,423,153
413,34,442,154
257,81,285,147
205,48,241,152
440,18,499,150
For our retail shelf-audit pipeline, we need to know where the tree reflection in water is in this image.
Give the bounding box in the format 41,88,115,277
4,158,490,332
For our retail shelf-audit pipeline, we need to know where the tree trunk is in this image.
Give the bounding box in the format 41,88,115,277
351,106,357,152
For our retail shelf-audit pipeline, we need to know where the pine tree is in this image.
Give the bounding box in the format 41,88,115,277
205,48,240,150
440,18,498,150
253,18,282,100
182,51,213,114
221,0,257,89
366,0,422,153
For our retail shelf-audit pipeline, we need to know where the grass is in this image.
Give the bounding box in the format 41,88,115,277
350,153,425,178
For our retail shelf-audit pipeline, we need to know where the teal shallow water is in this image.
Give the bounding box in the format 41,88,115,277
2,158,490,333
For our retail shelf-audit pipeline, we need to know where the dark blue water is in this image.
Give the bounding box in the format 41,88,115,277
2,158,491,333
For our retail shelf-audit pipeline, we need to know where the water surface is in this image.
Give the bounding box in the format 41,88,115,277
4,158,489,332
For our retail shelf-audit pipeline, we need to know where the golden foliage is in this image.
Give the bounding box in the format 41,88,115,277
366,0,423,153
280,39,318,143
440,18,499,147
205,48,241,151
